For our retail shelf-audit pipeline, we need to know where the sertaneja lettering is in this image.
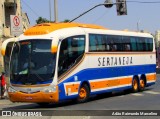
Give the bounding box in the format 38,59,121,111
98,57,133,67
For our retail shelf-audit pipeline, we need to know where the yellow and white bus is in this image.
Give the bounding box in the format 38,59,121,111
1,23,156,104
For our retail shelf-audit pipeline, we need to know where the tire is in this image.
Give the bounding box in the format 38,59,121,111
132,77,139,93
77,84,90,103
139,78,145,91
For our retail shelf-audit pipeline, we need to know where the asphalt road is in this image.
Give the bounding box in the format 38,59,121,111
1,74,160,119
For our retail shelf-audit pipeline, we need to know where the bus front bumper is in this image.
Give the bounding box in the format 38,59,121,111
8,90,59,103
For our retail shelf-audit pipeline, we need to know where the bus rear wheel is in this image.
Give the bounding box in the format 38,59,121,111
132,77,139,93
139,78,145,91
77,84,90,103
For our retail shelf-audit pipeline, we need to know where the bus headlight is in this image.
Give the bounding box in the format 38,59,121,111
42,86,56,93
8,87,17,93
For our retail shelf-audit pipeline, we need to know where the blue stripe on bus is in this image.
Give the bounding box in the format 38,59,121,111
75,64,156,81
58,64,156,101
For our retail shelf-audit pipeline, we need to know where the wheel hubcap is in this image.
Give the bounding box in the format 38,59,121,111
140,80,145,88
79,88,87,99
133,79,138,90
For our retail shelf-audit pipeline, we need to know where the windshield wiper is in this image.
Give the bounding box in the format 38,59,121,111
31,72,45,82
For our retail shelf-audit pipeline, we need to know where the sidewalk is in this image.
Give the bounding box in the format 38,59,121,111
0,98,12,105
0,92,12,105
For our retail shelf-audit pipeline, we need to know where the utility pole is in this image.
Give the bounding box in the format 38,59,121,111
54,0,58,23
14,0,16,15
137,20,140,32
49,0,51,22
137,22,139,32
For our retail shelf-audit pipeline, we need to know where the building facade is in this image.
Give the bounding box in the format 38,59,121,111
0,0,30,68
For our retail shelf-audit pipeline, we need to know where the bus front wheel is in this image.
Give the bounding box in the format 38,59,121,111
77,84,90,103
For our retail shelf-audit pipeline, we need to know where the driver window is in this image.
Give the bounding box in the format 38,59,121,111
58,35,85,77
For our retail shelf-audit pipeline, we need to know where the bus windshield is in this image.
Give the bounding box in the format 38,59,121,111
10,40,56,85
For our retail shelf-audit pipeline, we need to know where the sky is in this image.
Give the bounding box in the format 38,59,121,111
21,0,160,34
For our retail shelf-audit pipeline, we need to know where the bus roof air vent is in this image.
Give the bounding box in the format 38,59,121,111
24,23,107,36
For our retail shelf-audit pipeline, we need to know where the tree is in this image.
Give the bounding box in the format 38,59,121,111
36,17,50,24
36,17,70,24
63,19,70,23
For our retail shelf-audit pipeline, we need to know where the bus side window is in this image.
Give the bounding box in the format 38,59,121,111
147,38,153,51
107,35,113,51
96,35,105,51
89,35,97,52
122,36,130,51
125,44,130,51
137,37,143,51
112,45,117,51
58,35,85,77
103,35,110,51
145,38,153,51
106,45,110,51
58,39,68,75
130,37,137,51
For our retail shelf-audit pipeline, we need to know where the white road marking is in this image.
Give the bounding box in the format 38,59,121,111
131,93,144,96
144,91,160,95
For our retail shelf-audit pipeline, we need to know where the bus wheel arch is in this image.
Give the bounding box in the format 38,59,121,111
139,74,146,91
77,81,90,103
132,75,139,93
